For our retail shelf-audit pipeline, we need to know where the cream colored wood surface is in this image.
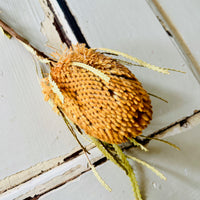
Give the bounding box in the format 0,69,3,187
40,124,200,200
0,0,200,199
0,0,86,182
149,0,200,77
64,0,200,135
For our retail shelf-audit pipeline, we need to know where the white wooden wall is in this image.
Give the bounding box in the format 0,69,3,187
0,0,199,199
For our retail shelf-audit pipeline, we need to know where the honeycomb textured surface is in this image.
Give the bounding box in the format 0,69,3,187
41,44,152,144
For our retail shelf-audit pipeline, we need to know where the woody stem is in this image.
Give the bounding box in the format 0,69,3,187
0,18,51,62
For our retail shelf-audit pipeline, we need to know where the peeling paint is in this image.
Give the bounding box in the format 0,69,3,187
146,110,200,140
0,145,95,194
39,0,65,50
1,110,199,198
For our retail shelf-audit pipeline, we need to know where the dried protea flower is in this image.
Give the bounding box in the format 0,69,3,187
41,44,152,144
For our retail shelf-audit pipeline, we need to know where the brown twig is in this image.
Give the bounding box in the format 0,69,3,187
0,18,52,63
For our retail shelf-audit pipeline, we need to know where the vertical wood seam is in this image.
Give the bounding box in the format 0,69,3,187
147,0,200,83
56,0,90,47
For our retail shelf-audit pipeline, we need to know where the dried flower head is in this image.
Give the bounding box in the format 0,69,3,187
0,18,183,200
41,43,152,144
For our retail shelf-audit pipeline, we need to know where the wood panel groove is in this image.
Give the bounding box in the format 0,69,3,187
147,0,200,83
55,0,89,47
45,0,72,47
19,166,91,200
1,0,200,199
0,110,199,199
0,143,95,195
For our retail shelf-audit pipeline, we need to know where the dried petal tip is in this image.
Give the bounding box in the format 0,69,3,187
41,44,153,144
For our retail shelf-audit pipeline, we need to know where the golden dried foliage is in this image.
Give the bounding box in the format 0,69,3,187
41,44,152,144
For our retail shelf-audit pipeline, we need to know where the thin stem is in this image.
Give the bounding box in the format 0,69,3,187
57,106,90,155
140,135,180,151
148,92,168,103
0,18,52,63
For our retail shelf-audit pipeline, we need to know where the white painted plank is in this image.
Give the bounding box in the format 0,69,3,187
39,124,200,200
46,0,78,45
0,144,98,200
60,0,200,135
0,0,86,181
0,0,49,54
0,111,199,199
0,0,200,199
150,0,200,75
31,0,200,199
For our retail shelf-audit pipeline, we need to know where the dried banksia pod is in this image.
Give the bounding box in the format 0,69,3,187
41,44,152,144
1,18,183,200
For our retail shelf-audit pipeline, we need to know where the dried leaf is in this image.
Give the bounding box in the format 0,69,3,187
112,144,142,200
89,136,126,172
129,138,148,152
98,48,170,74
126,155,166,180
72,62,110,83
48,74,64,104
148,93,168,103
90,164,112,192
0,27,12,39
140,135,180,151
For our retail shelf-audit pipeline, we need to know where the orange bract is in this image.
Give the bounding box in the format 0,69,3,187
41,44,152,144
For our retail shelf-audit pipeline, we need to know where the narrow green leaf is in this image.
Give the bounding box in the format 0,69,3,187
126,155,166,180
112,144,142,200
129,138,148,152
90,164,112,192
140,135,180,151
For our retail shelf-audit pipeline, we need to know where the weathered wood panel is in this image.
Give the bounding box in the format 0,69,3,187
149,0,200,79
62,0,200,135
0,0,200,199
40,124,200,200
0,0,86,181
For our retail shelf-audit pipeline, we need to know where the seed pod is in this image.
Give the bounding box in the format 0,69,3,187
41,44,153,144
